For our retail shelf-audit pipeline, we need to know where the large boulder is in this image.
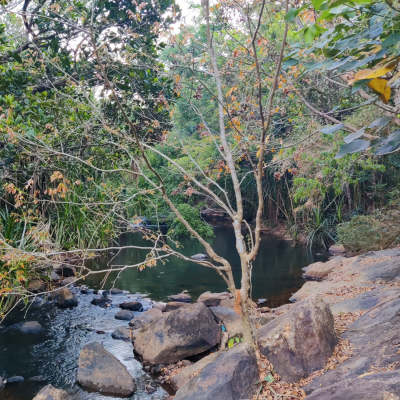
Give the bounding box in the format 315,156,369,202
55,288,78,308
210,306,242,338
119,301,142,311
77,342,136,396
115,310,133,321
328,244,346,256
258,294,337,382
197,291,232,307
20,321,45,334
169,293,192,303
302,258,344,280
112,326,131,342
304,293,400,394
142,308,162,318
174,343,258,400
165,302,190,312
33,384,70,400
306,370,400,400
134,302,221,365
128,313,157,330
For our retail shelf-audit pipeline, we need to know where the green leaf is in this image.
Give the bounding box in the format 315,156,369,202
375,130,400,155
321,123,344,134
235,337,240,343
382,33,400,48
285,4,310,21
344,129,365,143
368,116,392,128
282,58,300,69
264,374,274,383
335,139,370,159
311,0,325,10
351,79,372,94
304,27,314,44
228,338,234,348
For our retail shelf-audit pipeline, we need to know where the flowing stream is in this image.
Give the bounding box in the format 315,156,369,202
0,229,327,400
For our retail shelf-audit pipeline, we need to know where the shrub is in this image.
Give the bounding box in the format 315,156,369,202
337,210,400,253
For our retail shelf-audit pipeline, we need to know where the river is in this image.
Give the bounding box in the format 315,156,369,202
0,229,327,399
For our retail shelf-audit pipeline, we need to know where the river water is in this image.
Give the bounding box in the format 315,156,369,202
0,229,327,400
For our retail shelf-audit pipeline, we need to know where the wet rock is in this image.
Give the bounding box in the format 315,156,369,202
58,265,76,278
135,302,221,365
129,313,157,330
304,294,400,394
171,352,220,390
210,306,242,338
165,301,190,312
174,343,258,400
197,291,232,307
33,384,70,400
91,297,111,307
190,253,208,260
145,383,158,394
80,287,92,295
103,288,124,296
20,321,45,334
119,301,142,311
7,376,24,383
306,370,400,400
28,280,46,293
115,310,134,321
111,326,131,342
152,302,166,312
55,288,78,308
328,244,346,256
77,342,137,396
28,375,47,382
169,293,192,303
143,308,162,318
258,294,337,383
51,271,60,282
0,377,3,391
60,277,76,286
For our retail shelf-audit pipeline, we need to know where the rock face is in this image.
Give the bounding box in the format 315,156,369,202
134,302,221,365
112,326,131,342
169,293,192,303
77,342,137,396
55,288,78,308
119,301,142,311
197,291,232,307
128,313,157,330
258,294,337,382
115,310,134,321
210,306,242,338
174,344,258,400
20,321,45,334
91,297,111,307
306,370,400,400
165,301,190,312
304,293,400,394
33,384,70,400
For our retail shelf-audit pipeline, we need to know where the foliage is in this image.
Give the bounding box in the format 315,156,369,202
168,204,214,239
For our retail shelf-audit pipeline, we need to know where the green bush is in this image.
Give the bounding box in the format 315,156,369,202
168,204,214,239
337,210,400,253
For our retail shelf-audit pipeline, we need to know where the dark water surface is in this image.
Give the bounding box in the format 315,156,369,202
86,228,327,306
0,229,327,399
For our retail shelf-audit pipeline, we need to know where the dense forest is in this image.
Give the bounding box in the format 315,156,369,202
1,0,400,319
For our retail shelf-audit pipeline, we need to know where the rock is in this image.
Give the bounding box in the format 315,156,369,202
210,306,243,338
33,384,70,400
103,288,124,295
20,321,45,334
51,271,60,282
58,265,76,277
55,288,78,308
250,314,275,326
174,343,258,400
152,302,166,312
197,291,232,307
115,310,134,321
143,308,162,318
112,326,131,342
257,298,268,305
80,287,92,294
28,375,47,382
190,253,208,260
200,208,232,226
28,280,46,293
306,370,400,400
328,244,346,256
135,302,221,365
129,313,157,330
171,352,220,390
260,307,271,313
258,294,338,383
130,329,140,343
77,342,137,396
169,293,192,303
302,257,346,280
304,293,400,394
165,301,190,312
145,383,157,394
119,301,142,311
91,297,111,307
0,376,3,391
60,277,76,286
7,376,24,382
